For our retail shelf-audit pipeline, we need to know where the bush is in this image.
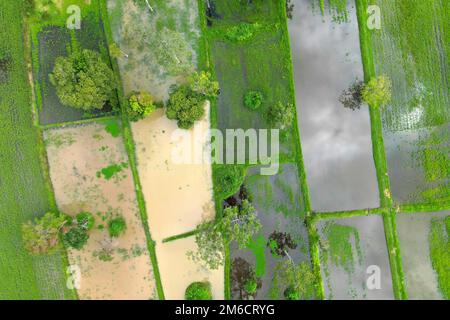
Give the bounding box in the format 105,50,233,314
76,212,95,231
127,91,156,122
244,91,263,110
166,86,206,129
213,165,248,200
244,279,258,295
189,71,220,98
62,227,89,250
108,216,127,238
267,102,295,129
21,212,67,255
49,49,116,111
25,0,58,19
284,286,300,300
362,75,392,107
185,282,212,300
226,23,260,42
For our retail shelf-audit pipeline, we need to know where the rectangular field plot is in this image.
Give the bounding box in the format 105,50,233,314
156,236,224,300
370,0,450,204
397,211,449,300
32,0,117,125
288,0,379,212
230,164,313,300
44,121,157,299
107,0,200,100
0,0,74,300
317,215,394,299
131,107,215,242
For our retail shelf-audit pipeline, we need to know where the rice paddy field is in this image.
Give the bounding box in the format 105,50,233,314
0,0,75,300
0,0,448,301
31,0,117,125
397,211,449,300
44,121,158,299
368,0,449,205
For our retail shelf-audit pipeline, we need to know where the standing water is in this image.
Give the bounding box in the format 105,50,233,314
288,0,379,212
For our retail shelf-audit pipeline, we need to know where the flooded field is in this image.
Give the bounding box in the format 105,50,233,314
397,211,449,300
317,215,394,299
156,236,224,300
107,0,200,100
230,164,311,300
132,107,215,242
288,0,379,212
44,121,157,299
370,0,449,204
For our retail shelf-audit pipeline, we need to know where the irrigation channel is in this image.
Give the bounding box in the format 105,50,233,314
288,0,379,212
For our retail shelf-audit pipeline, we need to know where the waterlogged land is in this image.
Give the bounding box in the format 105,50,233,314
369,0,449,204
44,121,157,299
288,0,379,212
397,211,449,300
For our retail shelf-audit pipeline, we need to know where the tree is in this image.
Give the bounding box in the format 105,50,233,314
166,85,206,129
76,212,95,231
362,75,392,107
127,91,156,122
189,71,219,98
274,260,316,300
267,102,295,129
231,257,262,299
62,226,89,250
108,216,127,238
185,282,212,300
339,80,365,110
49,49,116,111
21,212,67,255
267,231,297,258
244,91,263,110
188,200,261,269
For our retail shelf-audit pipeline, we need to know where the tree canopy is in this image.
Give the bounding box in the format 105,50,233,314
188,200,261,269
21,212,67,255
362,75,392,107
166,85,206,129
188,71,220,98
49,49,116,111
127,91,156,122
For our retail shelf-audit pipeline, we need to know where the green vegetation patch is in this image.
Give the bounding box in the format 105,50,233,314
246,234,266,277
96,162,128,180
0,0,75,299
429,216,450,299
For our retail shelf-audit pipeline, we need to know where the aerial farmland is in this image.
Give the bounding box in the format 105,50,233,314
0,0,448,307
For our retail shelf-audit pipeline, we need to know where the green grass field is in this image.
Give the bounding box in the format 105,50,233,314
0,0,75,300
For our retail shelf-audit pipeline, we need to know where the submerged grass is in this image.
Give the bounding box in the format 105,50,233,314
429,216,449,299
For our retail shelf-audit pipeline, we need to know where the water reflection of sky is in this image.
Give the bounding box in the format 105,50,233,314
288,0,379,212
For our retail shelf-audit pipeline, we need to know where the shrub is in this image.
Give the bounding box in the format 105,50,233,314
362,75,392,107
21,212,67,255
189,71,220,98
62,227,89,250
127,91,156,122
49,49,116,111
267,231,297,257
213,165,248,200
267,102,295,129
284,285,300,300
108,216,127,238
25,0,58,19
76,212,95,231
244,279,258,295
166,86,206,129
185,282,212,300
244,91,263,110
226,23,260,42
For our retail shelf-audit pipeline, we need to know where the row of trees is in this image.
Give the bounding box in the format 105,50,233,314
21,211,127,256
